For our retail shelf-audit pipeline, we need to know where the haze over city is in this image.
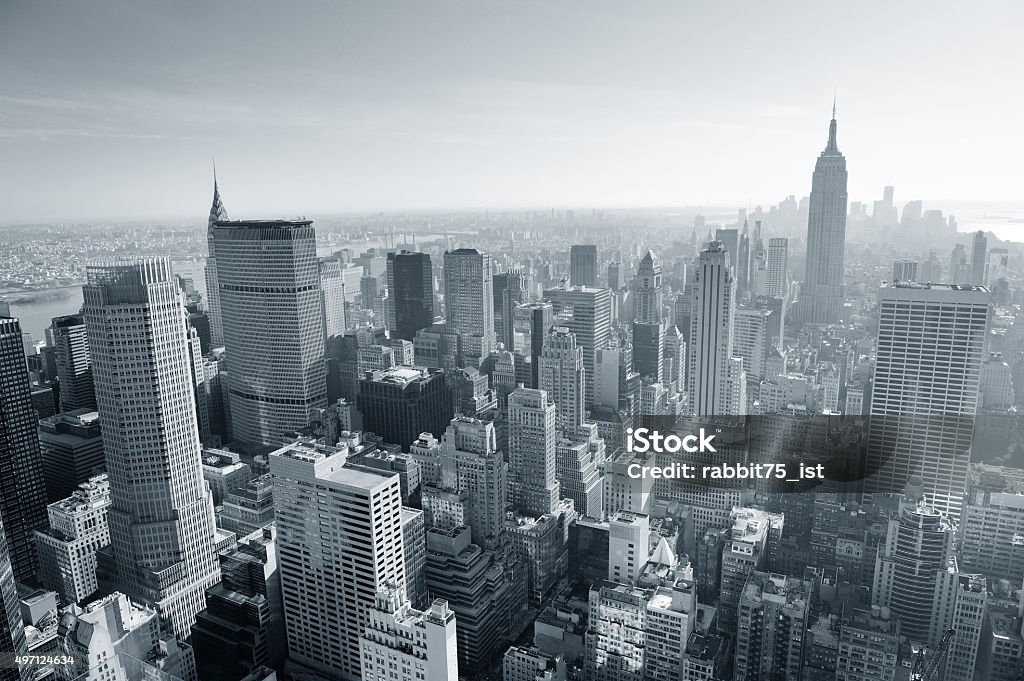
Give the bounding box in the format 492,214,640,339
2,0,1023,224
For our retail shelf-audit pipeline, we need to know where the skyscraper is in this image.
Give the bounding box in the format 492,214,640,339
493,269,528,350
633,252,662,324
0,315,48,583
438,416,507,548
204,175,229,347
632,251,665,384
0,516,28,681
765,237,789,299
387,250,435,341
543,286,612,408
444,249,496,368
50,314,95,411
866,283,990,518
213,219,328,445
800,107,848,324
82,258,220,638
970,230,988,285
358,367,452,451
570,245,598,287
319,257,349,340
507,387,560,517
733,572,811,680
687,242,745,416
270,441,405,681
360,585,459,681
539,327,586,434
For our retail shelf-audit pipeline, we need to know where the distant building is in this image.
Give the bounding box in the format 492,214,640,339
570,245,598,288
49,313,96,411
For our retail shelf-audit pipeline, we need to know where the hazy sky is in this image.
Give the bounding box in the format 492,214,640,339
1,0,1022,223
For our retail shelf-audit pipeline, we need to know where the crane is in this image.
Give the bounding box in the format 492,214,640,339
910,629,954,681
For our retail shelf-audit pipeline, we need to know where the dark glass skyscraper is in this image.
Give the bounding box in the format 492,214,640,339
800,108,848,324
0,315,48,583
0,516,28,681
570,244,598,287
50,313,96,411
387,250,435,341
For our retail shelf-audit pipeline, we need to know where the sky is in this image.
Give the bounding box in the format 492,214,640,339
1,0,1022,223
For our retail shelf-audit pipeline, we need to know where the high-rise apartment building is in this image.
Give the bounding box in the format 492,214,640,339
360,584,459,681
443,248,495,368
270,441,405,681
800,110,848,324
213,219,327,445
539,327,586,434
0,315,49,583
687,242,746,415
866,283,989,518
570,245,598,288
387,251,434,341
835,609,901,681
507,388,560,517
50,313,95,411
83,258,221,638
734,572,811,681
718,508,782,634
204,176,229,347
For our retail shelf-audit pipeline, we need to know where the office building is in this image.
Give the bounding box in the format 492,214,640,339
191,528,286,680
358,367,452,452
270,441,405,680
507,388,560,517
585,580,648,681
494,269,529,350
319,257,349,339
570,245,598,288
556,423,605,520
50,314,95,411
633,251,662,324
213,219,327,445
765,237,789,299
0,517,28,681
971,230,988,285
687,242,746,415
360,584,459,681
543,286,612,407
218,474,276,538
387,251,434,341
33,474,110,605
891,259,919,283
866,283,989,518
734,572,811,681
539,327,586,434
608,510,650,585
37,409,105,503
56,592,197,681
443,248,495,368
204,175,229,347
800,108,848,324
437,417,507,548
423,525,511,674
0,315,52,584
733,306,770,382
835,608,901,681
960,468,1024,583
513,301,554,388
83,258,221,638
401,507,428,609
718,508,782,634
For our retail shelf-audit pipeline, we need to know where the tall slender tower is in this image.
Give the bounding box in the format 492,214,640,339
539,327,586,434
50,314,96,411
800,105,848,324
83,258,221,638
443,249,495,369
970,230,988,285
387,250,435,341
765,238,789,299
204,174,228,347
0,315,48,583
632,251,665,383
633,251,662,324
214,219,327,445
687,242,745,415
507,388,560,517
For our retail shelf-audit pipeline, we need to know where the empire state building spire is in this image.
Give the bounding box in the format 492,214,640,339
799,105,849,325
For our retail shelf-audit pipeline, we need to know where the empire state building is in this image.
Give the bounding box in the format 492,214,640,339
800,106,848,324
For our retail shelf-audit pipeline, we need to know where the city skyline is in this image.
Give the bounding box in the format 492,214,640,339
2,2,1024,224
